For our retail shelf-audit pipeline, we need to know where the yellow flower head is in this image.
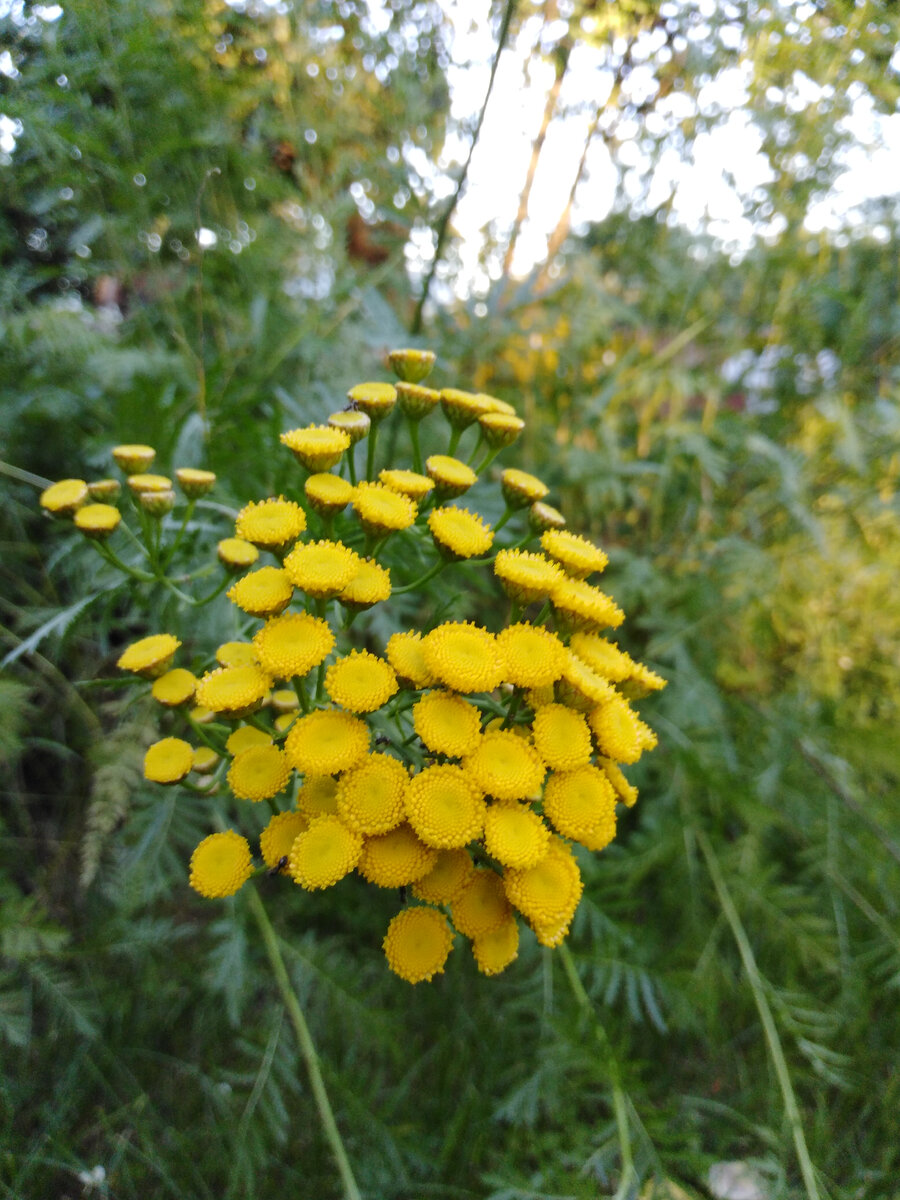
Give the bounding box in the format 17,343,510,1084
529,501,566,532
297,773,339,817
422,622,504,694
283,539,360,598
412,690,482,758
151,668,197,708
347,380,398,422
288,815,363,890
451,868,511,937
190,831,253,898
385,631,437,689
383,906,453,984
620,661,667,699
217,537,260,572
557,652,616,711
175,467,216,498
305,473,356,517
425,454,477,498
336,753,408,835
227,566,293,617
531,703,593,771
235,497,307,549
463,730,545,802
541,529,608,580
39,477,88,516
260,810,309,871
440,388,495,430
472,917,520,976
144,737,193,784
328,408,372,444
551,579,624,632
195,665,271,716
87,478,122,502
74,503,121,539
387,347,436,384
353,482,417,536
587,694,645,764
285,709,370,775
412,848,474,904
137,487,176,517
337,557,391,611
228,744,292,802
126,473,173,495
191,746,219,774
569,632,634,682
281,425,351,471
496,623,567,689
379,468,435,501
216,641,258,668
532,912,573,948
396,382,442,420
504,838,583,927
598,757,639,808
483,802,551,870
357,824,437,887
325,650,398,713
493,549,563,605
427,506,493,560
500,468,549,508
117,633,180,678
543,765,617,847
226,725,273,755
253,612,334,680
112,444,156,474
404,764,486,849
478,411,525,448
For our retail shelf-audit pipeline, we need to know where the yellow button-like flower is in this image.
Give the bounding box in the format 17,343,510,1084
425,454,477,498
227,566,293,617
189,831,253,898
496,623,567,689
382,906,453,984
587,694,644,764
451,868,511,937
216,641,258,668
228,744,292,802
504,838,583,927
387,347,436,383
493,549,563,605
463,730,545,802
543,765,617,846
422,622,504,694
412,848,474,904
472,917,519,976
87,478,121,502
305,472,356,517
427,506,493,560
112,444,155,474
385,631,437,689
226,725,273,755
598,757,639,808
336,753,408,835
40,478,89,517
557,652,616,711
404,764,486,849
396,382,441,420
297,773,340,817
144,737,194,784
260,810,309,871
551,579,624,632
529,500,566,532
347,380,397,422
175,468,216,498
500,468,549,508
283,539,360,598
325,650,398,713
357,823,437,887
281,425,351,471
353,482,417,536
285,709,370,775
195,665,271,716
541,529,608,580
217,537,260,572
117,633,181,678
531,703,593,771
235,497,307,549
379,468,435,501
412,690,482,758
569,632,634,682
621,661,667,698
74,503,121,539
253,612,334,680
289,815,363,890
483,802,550,869
328,409,371,444
191,746,219,774
440,388,495,430
126,473,173,495
151,668,197,708
337,557,391,611
478,411,524,448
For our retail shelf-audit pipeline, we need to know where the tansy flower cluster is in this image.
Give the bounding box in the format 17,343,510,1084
41,348,665,985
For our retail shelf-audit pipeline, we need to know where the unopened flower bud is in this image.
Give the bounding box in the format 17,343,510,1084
387,348,436,383
139,488,176,517
112,444,156,474
176,468,216,498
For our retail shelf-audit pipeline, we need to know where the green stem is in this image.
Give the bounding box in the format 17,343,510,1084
160,499,197,569
365,424,379,481
408,419,423,474
92,542,155,583
492,506,516,535
473,446,501,476
446,426,462,458
558,943,636,1197
394,559,448,595
695,827,821,1200
246,885,361,1200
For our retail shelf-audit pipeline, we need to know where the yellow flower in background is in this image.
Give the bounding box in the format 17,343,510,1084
451,868,511,938
541,529,608,579
412,848,474,905
175,468,216,498
425,454,477,497
216,641,258,666
439,388,495,429
588,694,646,764
385,631,437,689
337,558,391,610
472,917,519,976
500,468,548,508
387,348,436,383
395,382,441,419
151,668,197,708
260,810,309,871
226,725,272,755
358,824,437,887
190,831,253,899
305,472,356,517
493,549,562,604
112,444,155,474
217,537,260,572
74,503,121,539
347,381,398,422
569,631,635,682
379,468,434,500
551,579,625,632
297,774,340,818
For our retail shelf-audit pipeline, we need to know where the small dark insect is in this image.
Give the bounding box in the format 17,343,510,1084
269,855,289,877
375,734,392,746
398,886,408,905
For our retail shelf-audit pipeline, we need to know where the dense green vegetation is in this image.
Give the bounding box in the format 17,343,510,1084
2,1,899,1198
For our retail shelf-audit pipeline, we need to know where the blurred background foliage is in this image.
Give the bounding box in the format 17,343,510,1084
1,0,899,1198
